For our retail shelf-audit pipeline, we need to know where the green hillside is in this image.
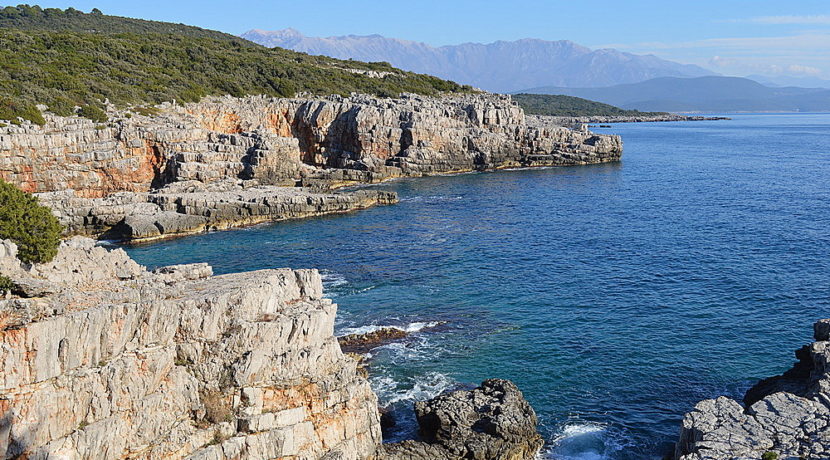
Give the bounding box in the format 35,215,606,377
513,93,667,117
0,5,473,125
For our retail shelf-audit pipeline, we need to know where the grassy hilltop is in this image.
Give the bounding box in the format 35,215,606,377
0,5,473,125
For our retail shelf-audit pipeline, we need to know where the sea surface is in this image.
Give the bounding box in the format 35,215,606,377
124,114,830,459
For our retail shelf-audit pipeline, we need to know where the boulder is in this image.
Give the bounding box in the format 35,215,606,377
382,379,543,460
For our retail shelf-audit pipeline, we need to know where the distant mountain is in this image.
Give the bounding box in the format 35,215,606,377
241,29,716,92
746,74,830,90
519,76,830,112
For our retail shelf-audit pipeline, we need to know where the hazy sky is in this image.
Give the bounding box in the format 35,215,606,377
15,0,830,79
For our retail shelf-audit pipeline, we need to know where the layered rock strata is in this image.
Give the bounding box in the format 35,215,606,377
38,179,396,241
382,379,544,460
1,93,621,239
0,238,382,459
675,319,830,460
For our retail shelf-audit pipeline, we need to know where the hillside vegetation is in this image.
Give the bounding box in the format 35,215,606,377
513,93,667,117
0,5,473,125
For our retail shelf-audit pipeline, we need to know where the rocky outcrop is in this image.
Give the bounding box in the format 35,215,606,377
0,238,382,458
674,319,830,460
1,93,621,240
382,379,543,460
38,179,396,241
528,114,729,127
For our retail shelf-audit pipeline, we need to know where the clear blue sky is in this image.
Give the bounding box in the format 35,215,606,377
8,0,830,78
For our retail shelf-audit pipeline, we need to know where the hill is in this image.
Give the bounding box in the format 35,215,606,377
512,93,667,117
241,29,716,93
0,5,472,125
519,76,830,112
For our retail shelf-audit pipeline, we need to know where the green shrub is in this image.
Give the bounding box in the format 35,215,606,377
761,452,779,460
0,179,63,263
0,97,45,125
77,104,107,122
0,275,15,293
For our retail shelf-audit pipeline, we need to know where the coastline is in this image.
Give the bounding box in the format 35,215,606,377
1,92,622,243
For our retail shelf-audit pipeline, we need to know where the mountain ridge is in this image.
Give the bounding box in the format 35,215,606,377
519,76,830,112
241,28,716,92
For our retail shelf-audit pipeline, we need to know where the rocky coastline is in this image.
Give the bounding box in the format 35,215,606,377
1,92,621,242
674,319,830,460
528,114,730,127
0,238,543,459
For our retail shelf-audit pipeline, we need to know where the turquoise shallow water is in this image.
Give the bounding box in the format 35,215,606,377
124,114,830,459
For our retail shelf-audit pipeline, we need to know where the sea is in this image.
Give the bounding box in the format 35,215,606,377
124,113,830,459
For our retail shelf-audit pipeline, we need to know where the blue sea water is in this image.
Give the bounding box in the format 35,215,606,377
124,114,830,459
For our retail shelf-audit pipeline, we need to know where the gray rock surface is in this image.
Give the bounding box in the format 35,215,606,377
2,93,620,240
38,179,396,241
0,238,382,459
382,379,543,460
675,319,830,460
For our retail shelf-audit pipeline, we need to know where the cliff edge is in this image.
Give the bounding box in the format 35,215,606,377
1,93,622,241
0,238,381,458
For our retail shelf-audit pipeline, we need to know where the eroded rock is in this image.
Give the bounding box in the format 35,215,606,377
382,379,544,460
674,319,830,460
0,238,382,459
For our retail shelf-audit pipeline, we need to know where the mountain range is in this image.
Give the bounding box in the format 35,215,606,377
520,76,830,112
241,28,716,92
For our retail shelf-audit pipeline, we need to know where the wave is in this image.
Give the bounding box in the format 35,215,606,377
319,270,348,289
371,371,455,407
543,421,631,460
337,320,443,336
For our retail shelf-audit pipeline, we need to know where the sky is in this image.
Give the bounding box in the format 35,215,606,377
10,0,830,80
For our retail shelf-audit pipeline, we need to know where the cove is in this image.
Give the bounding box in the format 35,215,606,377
124,114,830,459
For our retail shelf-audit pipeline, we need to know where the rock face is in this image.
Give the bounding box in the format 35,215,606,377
38,179,397,241
0,238,381,458
675,319,830,460
382,379,544,460
1,93,621,239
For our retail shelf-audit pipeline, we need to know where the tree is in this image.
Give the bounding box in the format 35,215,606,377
0,179,63,263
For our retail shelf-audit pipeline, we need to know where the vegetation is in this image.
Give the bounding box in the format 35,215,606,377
0,5,473,124
761,452,778,460
0,179,63,263
0,275,15,293
512,93,668,117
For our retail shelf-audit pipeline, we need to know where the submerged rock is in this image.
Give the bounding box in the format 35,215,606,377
382,379,544,459
674,319,830,460
338,327,409,354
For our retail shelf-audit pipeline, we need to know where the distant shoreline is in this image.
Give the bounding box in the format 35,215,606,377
528,114,730,126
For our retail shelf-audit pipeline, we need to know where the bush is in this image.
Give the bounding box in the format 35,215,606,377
0,275,15,293
0,97,45,125
761,452,778,460
77,104,107,122
0,179,63,263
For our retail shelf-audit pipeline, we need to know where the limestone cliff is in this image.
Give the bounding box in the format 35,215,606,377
0,238,381,458
0,93,621,240
675,320,830,460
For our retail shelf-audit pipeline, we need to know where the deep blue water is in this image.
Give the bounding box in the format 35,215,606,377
124,114,830,459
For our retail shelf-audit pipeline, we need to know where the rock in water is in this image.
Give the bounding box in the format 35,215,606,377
383,379,544,459
674,319,830,460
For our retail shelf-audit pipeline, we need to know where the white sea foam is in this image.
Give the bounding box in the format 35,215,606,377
371,371,455,406
337,321,443,336
319,270,348,288
544,422,628,460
